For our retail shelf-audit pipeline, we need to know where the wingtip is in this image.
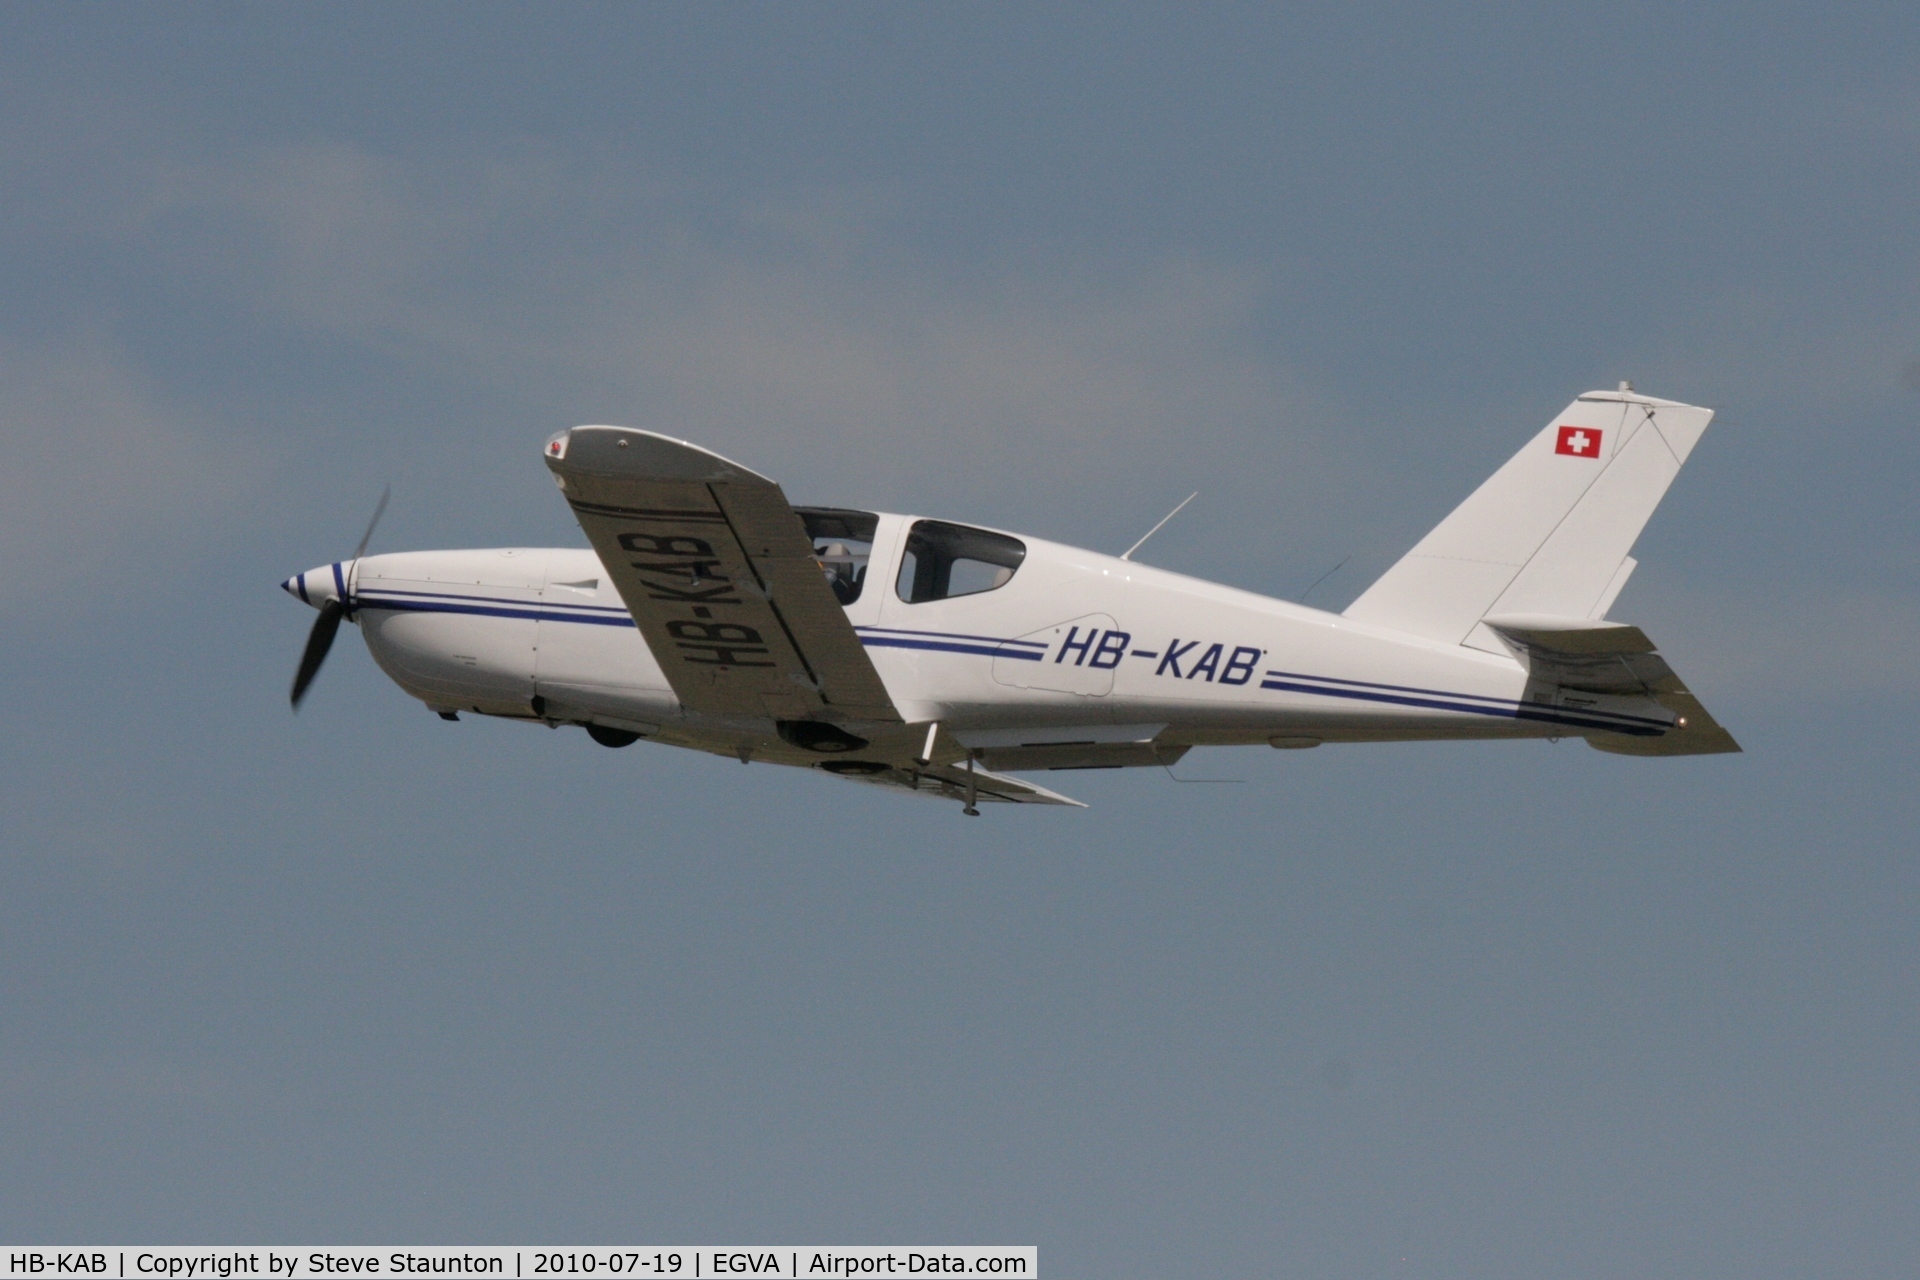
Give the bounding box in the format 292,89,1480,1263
545,425,775,485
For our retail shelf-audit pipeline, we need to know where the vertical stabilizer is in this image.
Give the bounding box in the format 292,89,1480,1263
1343,389,1713,649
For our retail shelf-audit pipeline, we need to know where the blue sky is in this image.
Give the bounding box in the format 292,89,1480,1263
2,5,1917,1274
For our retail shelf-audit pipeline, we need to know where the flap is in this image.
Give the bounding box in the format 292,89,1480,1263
950,723,1178,772
821,759,1087,807
977,742,1187,772
544,426,901,724
952,723,1169,749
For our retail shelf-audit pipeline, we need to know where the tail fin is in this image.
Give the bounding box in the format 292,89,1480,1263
1343,387,1714,650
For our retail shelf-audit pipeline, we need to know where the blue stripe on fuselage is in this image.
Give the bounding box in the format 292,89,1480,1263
346,590,1664,735
853,625,1048,660
1261,666,1670,728
352,589,635,627
857,636,1044,660
1259,672,1666,735
855,625,1047,649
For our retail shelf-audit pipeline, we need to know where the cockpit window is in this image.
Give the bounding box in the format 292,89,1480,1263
796,507,879,606
895,520,1027,604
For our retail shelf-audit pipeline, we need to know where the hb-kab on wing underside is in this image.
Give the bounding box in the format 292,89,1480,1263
543,425,901,727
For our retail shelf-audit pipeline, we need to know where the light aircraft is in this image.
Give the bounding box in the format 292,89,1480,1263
284,384,1738,813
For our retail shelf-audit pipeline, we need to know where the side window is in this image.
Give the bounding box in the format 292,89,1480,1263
895,520,1027,604
796,507,879,606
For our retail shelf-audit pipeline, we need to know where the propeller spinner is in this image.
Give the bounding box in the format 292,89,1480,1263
284,487,388,709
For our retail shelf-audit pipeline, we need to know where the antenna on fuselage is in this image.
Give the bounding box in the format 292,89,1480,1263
1120,491,1198,562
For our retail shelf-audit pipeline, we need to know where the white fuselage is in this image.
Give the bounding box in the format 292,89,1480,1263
287,510,1671,772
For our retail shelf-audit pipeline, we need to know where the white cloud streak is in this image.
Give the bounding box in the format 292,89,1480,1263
0,339,265,617
15,136,1905,706
135,143,1355,553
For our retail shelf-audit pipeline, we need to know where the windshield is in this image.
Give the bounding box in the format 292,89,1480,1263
796,507,879,605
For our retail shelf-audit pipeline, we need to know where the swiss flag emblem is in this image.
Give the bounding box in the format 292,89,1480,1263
1555,425,1602,458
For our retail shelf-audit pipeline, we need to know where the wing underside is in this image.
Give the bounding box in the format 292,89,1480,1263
544,426,900,725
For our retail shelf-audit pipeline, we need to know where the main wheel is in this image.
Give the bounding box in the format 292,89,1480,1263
586,724,642,748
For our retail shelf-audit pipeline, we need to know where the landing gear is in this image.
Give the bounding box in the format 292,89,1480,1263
963,751,980,817
586,724,642,748
776,719,870,753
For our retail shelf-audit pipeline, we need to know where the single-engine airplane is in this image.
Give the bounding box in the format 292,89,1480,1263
284,384,1738,812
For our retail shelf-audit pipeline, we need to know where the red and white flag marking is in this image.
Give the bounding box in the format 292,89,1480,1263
1555,425,1602,458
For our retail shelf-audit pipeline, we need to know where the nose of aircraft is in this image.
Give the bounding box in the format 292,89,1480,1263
281,563,344,611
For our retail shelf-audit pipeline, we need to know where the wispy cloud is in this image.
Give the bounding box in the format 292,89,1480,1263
21,133,1895,707
129,142,1355,561
0,339,266,617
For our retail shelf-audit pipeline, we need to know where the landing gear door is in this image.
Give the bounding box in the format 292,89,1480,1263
992,613,1119,696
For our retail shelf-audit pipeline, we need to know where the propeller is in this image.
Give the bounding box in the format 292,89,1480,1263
290,486,389,709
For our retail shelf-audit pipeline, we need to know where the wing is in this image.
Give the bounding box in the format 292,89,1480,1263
544,426,901,724
1483,616,1741,756
821,760,1087,808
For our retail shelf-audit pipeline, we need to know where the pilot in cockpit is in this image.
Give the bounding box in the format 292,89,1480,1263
816,542,865,605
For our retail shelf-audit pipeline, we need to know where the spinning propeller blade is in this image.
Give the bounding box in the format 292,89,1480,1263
353,485,390,563
290,599,343,708
288,486,389,710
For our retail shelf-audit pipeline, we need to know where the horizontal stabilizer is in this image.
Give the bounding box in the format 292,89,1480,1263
1483,616,1740,757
